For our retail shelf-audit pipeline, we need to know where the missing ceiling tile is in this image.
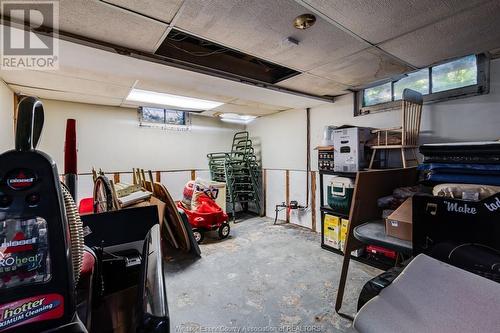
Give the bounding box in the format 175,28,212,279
155,29,299,84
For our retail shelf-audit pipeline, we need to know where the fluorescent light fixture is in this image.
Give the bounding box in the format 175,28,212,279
126,88,224,111
219,113,257,124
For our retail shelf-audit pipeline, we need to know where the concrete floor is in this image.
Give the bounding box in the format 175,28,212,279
164,217,381,333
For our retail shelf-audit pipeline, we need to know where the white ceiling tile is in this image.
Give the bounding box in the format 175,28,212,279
175,0,366,71
379,1,500,67
276,73,349,96
309,47,413,87
58,0,168,52
301,0,490,44
2,35,328,112
229,99,288,112
103,0,184,23
135,79,235,103
0,70,131,98
8,84,123,107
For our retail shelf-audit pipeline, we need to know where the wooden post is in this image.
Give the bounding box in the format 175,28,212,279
311,171,317,232
261,169,267,217
191,170,196,181
156,171,161,183
285,170,290,223
113,173,120,184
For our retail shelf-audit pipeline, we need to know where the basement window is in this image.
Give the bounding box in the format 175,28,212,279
138,107,189,130
355,54,489,116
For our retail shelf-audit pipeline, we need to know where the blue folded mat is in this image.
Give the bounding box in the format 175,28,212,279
424,172,500,186
419,163,500,175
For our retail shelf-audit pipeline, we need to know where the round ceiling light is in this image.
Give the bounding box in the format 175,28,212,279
293,14,316,30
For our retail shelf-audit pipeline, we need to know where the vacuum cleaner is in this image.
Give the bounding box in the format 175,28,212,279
0,97,169,332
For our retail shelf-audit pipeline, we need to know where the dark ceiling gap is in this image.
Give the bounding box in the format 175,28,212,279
155,28,300,84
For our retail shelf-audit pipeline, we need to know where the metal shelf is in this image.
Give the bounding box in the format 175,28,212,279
320,244,393,271
320,206,349,219
319,170,357,178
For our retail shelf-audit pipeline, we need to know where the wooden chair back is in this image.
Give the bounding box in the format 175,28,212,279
401,89,423,146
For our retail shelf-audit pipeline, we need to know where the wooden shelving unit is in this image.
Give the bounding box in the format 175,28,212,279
319,170,394,271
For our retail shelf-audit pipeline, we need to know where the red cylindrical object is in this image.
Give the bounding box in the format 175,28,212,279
64,119,77,175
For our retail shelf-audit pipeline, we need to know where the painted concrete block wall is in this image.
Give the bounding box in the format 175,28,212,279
265,170,286,221
37,99,244,174
249,58,500,230
289,171,312,229
248,109,307,170
0,81,14,152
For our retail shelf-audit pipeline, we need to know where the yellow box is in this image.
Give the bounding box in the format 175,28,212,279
324,214,341,249
340,219,349,252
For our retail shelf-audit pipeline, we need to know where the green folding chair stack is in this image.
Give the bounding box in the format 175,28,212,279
207,131,261,220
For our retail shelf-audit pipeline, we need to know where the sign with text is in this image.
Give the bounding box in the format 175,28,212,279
1,1,59,70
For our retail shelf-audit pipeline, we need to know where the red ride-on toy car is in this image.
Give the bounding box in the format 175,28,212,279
177,182,230,243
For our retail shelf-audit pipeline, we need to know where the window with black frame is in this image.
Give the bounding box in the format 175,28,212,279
138,107,188,129
356,54,489,115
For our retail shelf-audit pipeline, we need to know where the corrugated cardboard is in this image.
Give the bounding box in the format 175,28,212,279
385,197,412,241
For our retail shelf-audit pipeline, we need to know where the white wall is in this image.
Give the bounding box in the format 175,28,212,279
33,99,243,200
249,58,500,230
0,81,14,152
38,99,243,172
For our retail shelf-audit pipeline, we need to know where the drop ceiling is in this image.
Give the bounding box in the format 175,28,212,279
1,0,500,116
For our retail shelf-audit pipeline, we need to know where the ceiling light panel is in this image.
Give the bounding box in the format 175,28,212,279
219,113,257,124
126,88,224,110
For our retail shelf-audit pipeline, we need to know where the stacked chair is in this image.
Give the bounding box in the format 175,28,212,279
207,131,261,219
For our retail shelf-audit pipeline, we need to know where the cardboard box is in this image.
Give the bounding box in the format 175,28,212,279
385,197,413,241
333,127,372,172
340,218,349,252
324,214,341,249
209,181,226,213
